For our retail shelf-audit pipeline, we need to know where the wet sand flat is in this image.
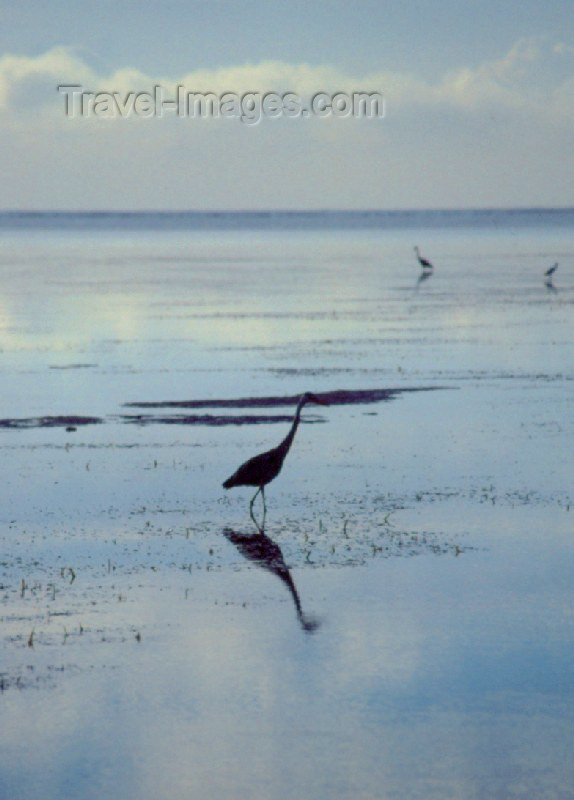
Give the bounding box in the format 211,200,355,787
1,211,573,799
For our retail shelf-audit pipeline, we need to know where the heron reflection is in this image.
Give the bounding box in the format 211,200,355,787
222,527,321,634
416,269,433,289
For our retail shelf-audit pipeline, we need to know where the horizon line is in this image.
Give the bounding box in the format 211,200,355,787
1,205,573,215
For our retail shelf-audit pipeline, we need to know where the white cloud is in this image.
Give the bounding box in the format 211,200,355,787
0,47,95,110
371,36,574,118
0,39,573,209
1,37,572,120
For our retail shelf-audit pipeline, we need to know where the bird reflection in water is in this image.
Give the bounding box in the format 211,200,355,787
416,269,433,289
222,527,321,634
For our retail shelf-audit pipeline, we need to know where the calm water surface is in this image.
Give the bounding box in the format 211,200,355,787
1,211,573,799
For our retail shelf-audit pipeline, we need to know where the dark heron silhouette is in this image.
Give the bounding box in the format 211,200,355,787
545,262,558,278
222,392,327,521
414,246,434,271
223,527,320,633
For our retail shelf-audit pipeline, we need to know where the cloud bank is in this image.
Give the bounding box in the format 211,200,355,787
1,38,573,209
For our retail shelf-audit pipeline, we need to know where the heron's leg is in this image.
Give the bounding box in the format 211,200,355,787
249,487,261,526
261,486,267,527
250,487,261,511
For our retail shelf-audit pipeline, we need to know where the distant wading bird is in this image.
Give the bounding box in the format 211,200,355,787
222,392,328,520
414,246,434,271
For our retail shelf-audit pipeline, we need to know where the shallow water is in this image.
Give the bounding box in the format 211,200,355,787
1,211,573,799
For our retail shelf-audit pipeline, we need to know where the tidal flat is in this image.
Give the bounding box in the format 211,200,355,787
1,211,573,799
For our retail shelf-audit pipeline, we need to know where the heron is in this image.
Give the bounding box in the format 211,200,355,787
545,262,558,278
414,246,434,271
222,392,328,520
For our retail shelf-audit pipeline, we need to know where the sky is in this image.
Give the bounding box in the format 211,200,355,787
0,0,573,210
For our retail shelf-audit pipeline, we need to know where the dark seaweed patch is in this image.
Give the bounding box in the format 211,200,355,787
123,386,445,410
120,413,323,426
0,388,446,431
0,416,103,430
48,364,98,370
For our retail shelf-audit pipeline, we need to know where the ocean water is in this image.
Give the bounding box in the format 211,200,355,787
1,209,573,800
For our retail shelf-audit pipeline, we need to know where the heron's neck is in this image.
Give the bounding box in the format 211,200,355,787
279,400,306,455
